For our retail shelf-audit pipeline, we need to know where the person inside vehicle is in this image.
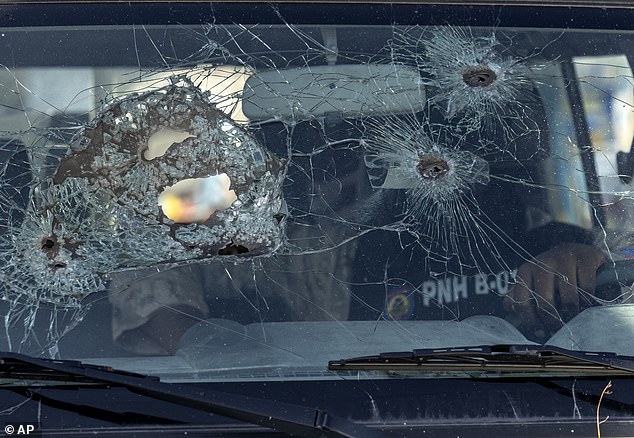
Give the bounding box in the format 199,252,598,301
107,112,609,355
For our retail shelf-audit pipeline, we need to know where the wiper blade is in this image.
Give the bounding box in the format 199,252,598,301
0,353,158,386
328,344,634,376
1,352,385,438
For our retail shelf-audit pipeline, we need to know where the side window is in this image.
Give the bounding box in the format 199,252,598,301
574,55,634,253
575,55,634,232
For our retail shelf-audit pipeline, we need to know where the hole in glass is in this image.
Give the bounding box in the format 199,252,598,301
462,65,497,87
416,155,451,180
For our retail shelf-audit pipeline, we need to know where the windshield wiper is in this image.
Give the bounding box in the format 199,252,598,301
0,353,160,386
0,352,385,438
328,344,634,376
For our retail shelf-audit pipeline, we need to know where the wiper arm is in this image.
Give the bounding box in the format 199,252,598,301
0,352,385,438
328,344,634,376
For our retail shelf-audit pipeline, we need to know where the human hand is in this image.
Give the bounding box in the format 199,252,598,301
503,243,605,341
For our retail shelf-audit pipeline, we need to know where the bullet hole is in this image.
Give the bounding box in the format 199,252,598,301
462,65,497,87
393,25,533,139
416,155,451,180
41,237,56,250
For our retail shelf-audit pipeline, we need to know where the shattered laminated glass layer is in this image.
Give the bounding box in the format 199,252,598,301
2,81,285,326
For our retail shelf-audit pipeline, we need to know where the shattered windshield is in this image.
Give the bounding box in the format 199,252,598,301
1,1,634,381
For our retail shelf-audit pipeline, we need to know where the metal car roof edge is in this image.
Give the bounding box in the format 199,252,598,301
0,0,633,8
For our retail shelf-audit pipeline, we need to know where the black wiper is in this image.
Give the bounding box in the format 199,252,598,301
0,353,159,386
328,344,634,376
0,352,385,438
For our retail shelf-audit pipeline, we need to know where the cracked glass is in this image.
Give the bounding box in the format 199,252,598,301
0,2,633,383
